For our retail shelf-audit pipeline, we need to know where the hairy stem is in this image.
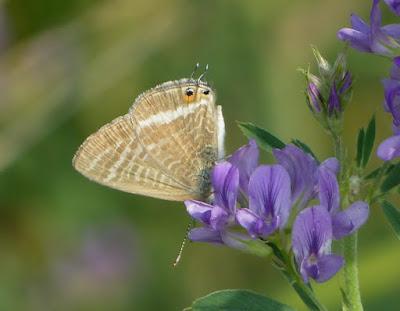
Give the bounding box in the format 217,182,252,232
332,131,363,311
342,233,363,311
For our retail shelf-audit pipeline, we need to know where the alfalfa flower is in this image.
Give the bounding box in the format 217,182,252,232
227,139,259,195
378,57,400,161
236,165,292,238
273,144,339,210
292,205,344,283
185,162,242,247
338,0,400,56
318,166,369,239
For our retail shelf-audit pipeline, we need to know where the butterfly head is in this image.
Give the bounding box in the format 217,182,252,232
180,79,214,104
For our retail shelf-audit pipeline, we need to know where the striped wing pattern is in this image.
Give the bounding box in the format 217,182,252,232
73,79,224,201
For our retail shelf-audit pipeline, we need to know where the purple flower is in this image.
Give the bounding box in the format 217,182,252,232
318,166,369,239
292,205,344,283
236,165,292,238
227,139,259,194
332,201,371,239
377,58,400,161
185,162,250,249
307,82,323,113
273,145,318,207
384,0,400,15
338,0,400,56
383,57,400,131
377,134,400,160
339,71,353,95
328,82,341,115
273,144,339,209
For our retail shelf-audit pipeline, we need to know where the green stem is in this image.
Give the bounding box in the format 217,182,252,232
279,268,328,311
331,131,363,311
268,242,327,311
342,233,363,311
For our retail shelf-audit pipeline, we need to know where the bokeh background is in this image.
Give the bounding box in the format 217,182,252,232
0,0,399,310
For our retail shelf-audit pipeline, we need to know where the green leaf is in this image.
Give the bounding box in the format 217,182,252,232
238,122,285,152
365,164,394,179
381,162,400,192
381,201,400,239
188,289,295,311
291,139,319,162
362,115,376,167
356,128,365,167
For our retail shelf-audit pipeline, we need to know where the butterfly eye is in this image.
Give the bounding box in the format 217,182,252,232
203,89,210,95
185,88,194,97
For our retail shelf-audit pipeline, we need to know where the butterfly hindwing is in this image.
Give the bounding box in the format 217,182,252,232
73,114,194,201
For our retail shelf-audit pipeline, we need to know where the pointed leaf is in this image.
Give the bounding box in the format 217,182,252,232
356,128,365,167
291,139,319,162
238,122,285,152
362,115,376,167
365,164,394,179
381,162,400,192
189,289,294,311
381,201,400,239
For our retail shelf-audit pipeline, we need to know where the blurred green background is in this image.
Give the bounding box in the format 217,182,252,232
0,0,399,310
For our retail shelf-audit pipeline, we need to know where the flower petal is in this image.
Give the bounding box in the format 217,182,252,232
212,161,239,212
236,208,267,238
370,0,382,31
382,24,400,40
350,14,369,33
328,83,340,114
185,200,213,225
188,227,223,244
307,82,322,113
273,144,317,205
320,157,340,175
302,254,344,283
339,71,353,95
318,167,340,213
248,165,292,230
292,206,333,266
377,135,400,161
390,56,400,80
221,231,252,251
210,205,230,231
227,140,259,194
384,0,400,15
383,81,400,125
337,28,372,52
332,201,369,239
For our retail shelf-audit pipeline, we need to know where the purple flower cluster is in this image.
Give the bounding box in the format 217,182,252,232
305,52,353,120
338,0,400,161
185,141,369,283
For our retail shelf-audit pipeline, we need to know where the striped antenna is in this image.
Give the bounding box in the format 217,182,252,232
173,220,195,267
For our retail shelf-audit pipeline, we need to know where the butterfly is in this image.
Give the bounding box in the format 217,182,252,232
72,74,225,201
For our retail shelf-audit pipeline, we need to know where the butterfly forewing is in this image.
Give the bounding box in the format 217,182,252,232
73,78,224,201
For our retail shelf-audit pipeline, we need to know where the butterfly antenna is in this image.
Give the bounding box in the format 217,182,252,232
190,62,200,79
173,219,195,267
198,64,209,83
